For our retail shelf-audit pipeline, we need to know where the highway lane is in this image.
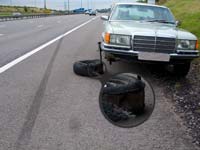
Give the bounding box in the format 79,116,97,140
0,16,198,150
0,14,95,67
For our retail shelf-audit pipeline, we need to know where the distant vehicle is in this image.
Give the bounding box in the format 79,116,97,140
73,8,85,14
101,3,199,77
89,10,96,16
12,12,22,17
85,10,90,15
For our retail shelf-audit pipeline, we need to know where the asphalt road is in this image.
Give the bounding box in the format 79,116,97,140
0,15,199,150
0,15,94,67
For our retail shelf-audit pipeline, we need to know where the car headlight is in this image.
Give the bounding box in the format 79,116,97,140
177,40,197,50
104,33,131,46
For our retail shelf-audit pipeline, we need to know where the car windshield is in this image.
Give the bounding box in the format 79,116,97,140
110,4,175,24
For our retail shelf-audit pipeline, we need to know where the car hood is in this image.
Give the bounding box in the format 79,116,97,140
106,21,196,40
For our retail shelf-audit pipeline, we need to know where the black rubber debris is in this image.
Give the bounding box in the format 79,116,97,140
73,59,104,77
102,73,146,116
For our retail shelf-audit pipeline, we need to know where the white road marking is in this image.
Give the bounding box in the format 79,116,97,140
37,25,44,28
0,34,4,36
0,17,98,74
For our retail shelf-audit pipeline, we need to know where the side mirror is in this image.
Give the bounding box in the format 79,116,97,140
101,15,109,21
175,20,181,26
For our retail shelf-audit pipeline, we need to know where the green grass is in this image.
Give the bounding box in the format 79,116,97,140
164,0,200,50
0,5,52,15
0,12,12,16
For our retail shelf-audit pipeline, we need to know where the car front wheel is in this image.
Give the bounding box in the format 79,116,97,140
173,62,191,77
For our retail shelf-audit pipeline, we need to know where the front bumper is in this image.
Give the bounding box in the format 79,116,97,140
101,43,199,61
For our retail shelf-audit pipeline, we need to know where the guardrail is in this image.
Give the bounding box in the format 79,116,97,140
0,13,77,22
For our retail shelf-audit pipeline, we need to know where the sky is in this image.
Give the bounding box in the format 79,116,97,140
0,0,137,10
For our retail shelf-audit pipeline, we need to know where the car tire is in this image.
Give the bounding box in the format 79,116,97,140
103,74,145,94
173,62,191,77
102,74,145,115
73,60,104,77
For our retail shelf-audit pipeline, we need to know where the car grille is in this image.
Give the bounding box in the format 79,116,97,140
133,35,176,53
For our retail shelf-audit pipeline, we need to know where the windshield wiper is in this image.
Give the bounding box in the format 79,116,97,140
147,19,175,24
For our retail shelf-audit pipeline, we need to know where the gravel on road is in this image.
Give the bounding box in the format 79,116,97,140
150,60,200,148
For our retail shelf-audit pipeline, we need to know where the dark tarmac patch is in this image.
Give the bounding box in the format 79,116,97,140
69,115,82,131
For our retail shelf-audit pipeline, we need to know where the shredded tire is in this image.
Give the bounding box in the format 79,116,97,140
102,73,146,115
73,59,104,77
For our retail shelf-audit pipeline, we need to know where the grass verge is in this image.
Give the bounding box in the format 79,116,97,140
164,0,200,53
